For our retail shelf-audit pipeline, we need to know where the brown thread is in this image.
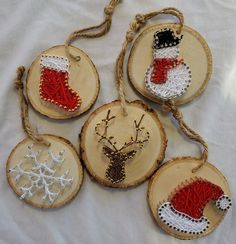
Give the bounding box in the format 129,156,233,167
15,66,51,147
162,100,208,172
115,7,184,116
95,109,150,183
65,0,121,62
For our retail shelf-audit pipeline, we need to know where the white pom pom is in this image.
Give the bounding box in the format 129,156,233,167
216,195,232,211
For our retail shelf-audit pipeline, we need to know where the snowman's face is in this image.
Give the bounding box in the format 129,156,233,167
153,46,180,59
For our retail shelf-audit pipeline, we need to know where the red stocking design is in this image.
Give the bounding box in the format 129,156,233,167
39,55,81,112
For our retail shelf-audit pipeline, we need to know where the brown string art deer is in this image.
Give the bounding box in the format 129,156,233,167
95,109,150,184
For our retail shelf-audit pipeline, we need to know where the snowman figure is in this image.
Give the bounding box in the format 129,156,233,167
145,28,191,100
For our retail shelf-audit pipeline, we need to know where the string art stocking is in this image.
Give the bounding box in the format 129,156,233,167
39,55,80,112
121,7,231,239
6,67,83,208
26,0,121,119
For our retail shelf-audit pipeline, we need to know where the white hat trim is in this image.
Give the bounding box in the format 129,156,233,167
158,202,209,235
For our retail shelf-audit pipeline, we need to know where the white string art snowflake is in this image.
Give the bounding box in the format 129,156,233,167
9,144,73,203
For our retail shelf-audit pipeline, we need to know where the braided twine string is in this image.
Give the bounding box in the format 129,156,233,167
115,7,207,172
162,101,208,172
65,0,121,62
15,66,50,147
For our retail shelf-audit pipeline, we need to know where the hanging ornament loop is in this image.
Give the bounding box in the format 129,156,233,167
145,8,184,34
15,67,51,147
116,7,184,116
65,0,121,62
162,100,208,172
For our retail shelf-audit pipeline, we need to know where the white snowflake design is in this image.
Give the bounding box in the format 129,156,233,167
9,144,73,203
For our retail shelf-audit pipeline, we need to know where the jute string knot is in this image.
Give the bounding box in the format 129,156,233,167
15,66,51,147
15,66,25,90
126,14,146,42
126,31,134,43
162,100,183,121
104,6,114,17
162,100,177,112
135,14,146,25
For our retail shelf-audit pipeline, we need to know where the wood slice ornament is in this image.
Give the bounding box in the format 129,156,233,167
27,45,99,119
6,67,83,208
80,13,167,188
146,105,232,240
148,157,231,240
128,9,212,105
80,100,166,188
121,8,231,239
26,0,121,119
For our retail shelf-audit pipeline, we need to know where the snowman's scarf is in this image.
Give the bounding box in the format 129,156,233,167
151,58,184,84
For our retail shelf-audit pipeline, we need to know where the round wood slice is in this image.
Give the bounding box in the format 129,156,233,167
147,157,231,240
128,24,212,105
6,134,84,208
80,100,167,188
26,45,100,119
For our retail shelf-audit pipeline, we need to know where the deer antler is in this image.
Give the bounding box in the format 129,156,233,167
119,114,150,151
95,111,150,151
95,109,117,150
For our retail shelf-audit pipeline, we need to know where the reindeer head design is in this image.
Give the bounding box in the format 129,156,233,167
95,110,150,184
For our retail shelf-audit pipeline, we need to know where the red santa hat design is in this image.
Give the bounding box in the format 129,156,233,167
158,178,232,235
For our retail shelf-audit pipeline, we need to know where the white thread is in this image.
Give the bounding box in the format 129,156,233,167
153,46,179,59
158,202,209,234
216,195,232,211
41,55,69,72
145,62,191,100
9,144,73,203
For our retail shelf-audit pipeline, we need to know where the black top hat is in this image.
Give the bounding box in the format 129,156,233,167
153,28,183,49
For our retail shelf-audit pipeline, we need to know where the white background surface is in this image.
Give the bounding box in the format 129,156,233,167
0,0,235,243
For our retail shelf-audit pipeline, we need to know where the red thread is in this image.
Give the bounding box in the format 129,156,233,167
170,178,224,219
40,67,81,112
151,58,183,84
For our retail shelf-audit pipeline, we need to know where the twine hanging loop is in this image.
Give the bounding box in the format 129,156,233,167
65,0,121,62
162,100,208,173
15,66,51,147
